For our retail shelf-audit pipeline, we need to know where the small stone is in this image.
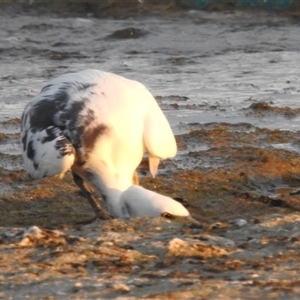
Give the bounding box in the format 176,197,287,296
24,226,44,238
112,283,130,293
167,237,228,258
18,237,31,246
74,282,83,287
199,234,235,247
210,222,228,230
233,219,248,227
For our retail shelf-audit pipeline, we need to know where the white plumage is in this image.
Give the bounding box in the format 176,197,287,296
120,185,190,217
20,69,195,221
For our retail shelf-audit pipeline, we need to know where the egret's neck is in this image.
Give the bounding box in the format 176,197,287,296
101,187,124,218
77,166,132,218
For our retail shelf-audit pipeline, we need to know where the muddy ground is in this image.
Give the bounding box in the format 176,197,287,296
1,3,300,300
2,111,300,299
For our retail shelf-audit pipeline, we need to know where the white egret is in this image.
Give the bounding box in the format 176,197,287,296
21,70,194,222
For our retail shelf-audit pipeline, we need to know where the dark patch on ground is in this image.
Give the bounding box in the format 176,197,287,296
105,28,148,40
247,101,300,118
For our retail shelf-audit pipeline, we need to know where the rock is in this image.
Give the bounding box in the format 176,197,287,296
197,234,235,247
18,226,44,246
167,237,229,259
210,222,228,230
112,283,130,293
232,219,248,227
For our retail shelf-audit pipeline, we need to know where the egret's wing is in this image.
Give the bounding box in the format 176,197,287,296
22,126,75,178
143,101,177,176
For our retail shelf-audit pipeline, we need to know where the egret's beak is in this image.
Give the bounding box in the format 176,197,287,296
186,215,202,227
161,212,202,228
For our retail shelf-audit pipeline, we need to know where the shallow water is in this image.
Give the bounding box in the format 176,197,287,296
1,8,300,156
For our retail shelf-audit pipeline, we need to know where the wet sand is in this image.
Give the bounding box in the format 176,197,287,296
1,4,300,299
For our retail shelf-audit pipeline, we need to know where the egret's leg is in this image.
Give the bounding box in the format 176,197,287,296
72,171,113,220
149,156,160,178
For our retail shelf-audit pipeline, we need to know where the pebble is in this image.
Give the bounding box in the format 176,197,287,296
199,234,235,247
112,283,130,293
233,219,248,227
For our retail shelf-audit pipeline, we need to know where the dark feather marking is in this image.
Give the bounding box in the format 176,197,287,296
27,140,35,160
33,161,39,170
74,107,97,150
55,137,74,157
29,81,96,137
38,126,74,157
29,98,54,131
30,86,70,131
24,81,100,172
83,124,108,152
21,112,28,130
52,87,70,108
83,108,96,125
27,140,39,170
22,133,27,152
76,108,97,138
64,100,87,149
40,84,53,93
30,100,62,131
74,155,87,167
41,126,60,144
76,82,96,91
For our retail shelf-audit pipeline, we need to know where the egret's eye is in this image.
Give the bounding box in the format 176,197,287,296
161,212,173,219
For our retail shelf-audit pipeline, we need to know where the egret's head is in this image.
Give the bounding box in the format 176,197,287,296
120,185,200,227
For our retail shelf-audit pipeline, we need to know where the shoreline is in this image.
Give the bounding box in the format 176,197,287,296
1,0,300,18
